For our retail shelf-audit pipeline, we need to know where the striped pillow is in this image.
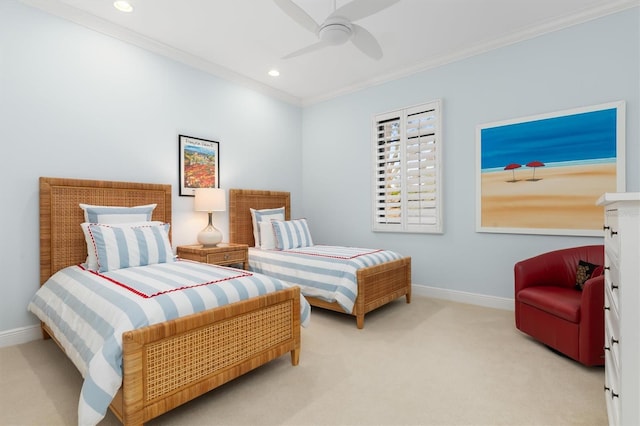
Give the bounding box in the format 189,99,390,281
82,221,164,271
272,219,314,250
82,222,173,272
80,203,156,223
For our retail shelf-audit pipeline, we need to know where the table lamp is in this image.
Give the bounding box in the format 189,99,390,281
194,188,226,247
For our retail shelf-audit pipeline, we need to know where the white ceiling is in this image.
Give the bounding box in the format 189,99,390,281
23,0,639,105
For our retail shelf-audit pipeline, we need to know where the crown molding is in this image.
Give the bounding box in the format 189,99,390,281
301,1,640,106
20,0,638,107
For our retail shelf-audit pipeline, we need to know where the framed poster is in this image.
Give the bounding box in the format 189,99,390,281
179,135,220,196
476,101,625,236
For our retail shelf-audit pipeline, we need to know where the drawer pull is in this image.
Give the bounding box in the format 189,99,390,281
611,283,618,290
604,385,610,392
604,305,610,311
611,337,619,345
603,225,610,231
604,345,610,351
604,266,610,271
610,229,618,237
611,391,619,399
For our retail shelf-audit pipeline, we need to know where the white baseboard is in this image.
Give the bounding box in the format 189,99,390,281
1,285,513,348
412,283,514,311
0,324,42,348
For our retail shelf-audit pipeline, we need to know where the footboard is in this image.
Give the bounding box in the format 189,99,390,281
354,256,412,328
112,286,301,426
306,257,411,329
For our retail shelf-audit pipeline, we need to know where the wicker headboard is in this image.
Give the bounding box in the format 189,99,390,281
228,189,291,247
39,177,172,284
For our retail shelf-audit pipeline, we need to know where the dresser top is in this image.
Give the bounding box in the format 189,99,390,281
596,192,640,205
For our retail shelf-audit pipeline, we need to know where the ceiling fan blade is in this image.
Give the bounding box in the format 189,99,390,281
282,41,328,59
351,24,383,60
330,0,400,22
273,0,319,34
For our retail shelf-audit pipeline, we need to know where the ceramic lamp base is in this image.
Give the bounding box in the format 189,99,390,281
198,212,222,247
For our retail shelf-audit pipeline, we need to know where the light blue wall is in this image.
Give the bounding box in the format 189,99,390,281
1,1,638,336
301,8,639,298
0,1,302,333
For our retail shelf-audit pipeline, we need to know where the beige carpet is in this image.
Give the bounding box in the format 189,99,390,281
0,296,606,426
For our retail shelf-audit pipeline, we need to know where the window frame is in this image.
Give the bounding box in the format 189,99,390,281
371,99,443,234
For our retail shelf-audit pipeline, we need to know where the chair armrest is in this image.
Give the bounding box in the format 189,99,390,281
581,274,605,317
579,274,605,363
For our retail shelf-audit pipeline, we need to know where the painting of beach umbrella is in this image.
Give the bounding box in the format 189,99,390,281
526,160,545,181
504,163,521,182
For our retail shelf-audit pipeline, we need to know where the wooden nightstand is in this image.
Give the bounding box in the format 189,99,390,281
177,243,249,270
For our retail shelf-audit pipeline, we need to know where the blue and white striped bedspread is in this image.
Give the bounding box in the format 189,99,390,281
27,260,310,426
248,245,403,314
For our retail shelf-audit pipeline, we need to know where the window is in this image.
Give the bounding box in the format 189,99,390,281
372,100,442,233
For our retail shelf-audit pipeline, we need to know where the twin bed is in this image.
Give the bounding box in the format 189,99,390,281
33,177,307,426
31,178,411,426
228,189,412,329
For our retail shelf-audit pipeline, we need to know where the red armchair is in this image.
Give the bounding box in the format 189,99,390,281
514,245,605,366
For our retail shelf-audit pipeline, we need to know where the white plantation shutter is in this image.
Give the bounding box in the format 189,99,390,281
372,100,442,233
374,111,402,228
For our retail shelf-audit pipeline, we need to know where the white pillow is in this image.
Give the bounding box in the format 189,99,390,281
272,218,314,250
250,207,284,247
81,221,164,271
80,203,156,223
258,221,277,250
81,222,173,273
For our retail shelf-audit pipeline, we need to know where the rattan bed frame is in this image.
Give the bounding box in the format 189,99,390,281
39,177,301,426
228,189,411,329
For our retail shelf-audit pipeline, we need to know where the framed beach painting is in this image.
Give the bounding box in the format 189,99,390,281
476,101,625,236
179,135,220,196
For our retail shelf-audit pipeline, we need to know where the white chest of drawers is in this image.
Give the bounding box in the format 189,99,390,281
597,193,640,426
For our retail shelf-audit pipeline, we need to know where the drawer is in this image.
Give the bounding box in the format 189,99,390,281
604,208,618,230
604,260,620,311
603,211,620,257
604,289,620,331
206,250,246,265
604,242,620,264
604,248,620,275
604,311,621,373
604,350,621,426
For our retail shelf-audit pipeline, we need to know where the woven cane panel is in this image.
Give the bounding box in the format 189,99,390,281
144,300,293,402
49,187,168,272
367,268,408,300
41,177,171,282
229,189,290,246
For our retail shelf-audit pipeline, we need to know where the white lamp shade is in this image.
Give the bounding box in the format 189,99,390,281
194,188,226,212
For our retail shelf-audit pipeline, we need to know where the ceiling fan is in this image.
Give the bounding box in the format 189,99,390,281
274,0,400,60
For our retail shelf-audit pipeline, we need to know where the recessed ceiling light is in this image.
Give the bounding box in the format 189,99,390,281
268,69,280,77
113,1,133,13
